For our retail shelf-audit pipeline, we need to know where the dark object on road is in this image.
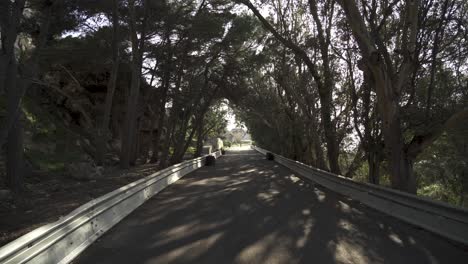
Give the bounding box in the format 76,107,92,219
266,152,274,160
221,149,226,155
205,155,216,166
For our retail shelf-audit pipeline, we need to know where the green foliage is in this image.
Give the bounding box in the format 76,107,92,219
223,140,232,148
415,132,468,207
191,11,228,41
22,97,86,173
350,160,391,187
417,183,461,206
186,146,196,155
203,103,229,138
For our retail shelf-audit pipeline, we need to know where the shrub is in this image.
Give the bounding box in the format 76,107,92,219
223,140,232,148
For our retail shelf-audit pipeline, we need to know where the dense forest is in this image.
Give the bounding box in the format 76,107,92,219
1,0,467,208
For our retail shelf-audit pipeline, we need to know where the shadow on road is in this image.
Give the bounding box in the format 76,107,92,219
76,148,467,264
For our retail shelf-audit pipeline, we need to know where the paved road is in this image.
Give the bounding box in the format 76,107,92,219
76,149,467,264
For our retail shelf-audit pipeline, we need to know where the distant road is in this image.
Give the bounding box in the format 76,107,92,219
76,148,467,264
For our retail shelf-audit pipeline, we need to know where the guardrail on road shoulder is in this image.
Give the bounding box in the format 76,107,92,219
0,151,222,264
252,146,468,246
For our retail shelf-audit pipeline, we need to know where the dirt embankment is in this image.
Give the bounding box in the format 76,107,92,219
0,163,160,247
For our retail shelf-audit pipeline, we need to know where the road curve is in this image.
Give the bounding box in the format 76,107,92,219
75,148,467,264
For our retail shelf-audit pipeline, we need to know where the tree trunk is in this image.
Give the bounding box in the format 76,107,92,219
120,0,146,168
149,58,171,163
336,0,419,193
308,0,341,174
1,7,25,195
5,59,24,192
150,127,161,163
194,118,205,158
96,0,119,165
158,107,178,169
373,79,416,192
242,0,341,174
314,139,327,170
158,124,174,169
310,105,327,170
130,117,142,165
171,125,197,164
320,94,341,174
121,63,141,168
169,108,193,164
149,112,159,163
6,117,24,192
368,150,381,184
0,0,25,148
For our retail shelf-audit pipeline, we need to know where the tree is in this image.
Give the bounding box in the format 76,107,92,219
194,103,227,157
1,0,55,192
336,0,468,193
238,0,344,174
120,0,148,168
96,0,120,165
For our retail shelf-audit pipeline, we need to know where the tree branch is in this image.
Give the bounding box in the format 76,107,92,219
237,0,323,85
406,108,468,158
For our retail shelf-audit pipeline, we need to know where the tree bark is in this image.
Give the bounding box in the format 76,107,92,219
5,51,24,192
130,117,142,165
0,0,26,148
96,0,119,165
337,0,419,193
425,0,449,116
121,61,141,168
158,115,176,169
2,0,51,192
150,44,171,163
120,0,147,168
308,0,341,174
194,117,205,158
170,123,197,164
6,117,24,192
368,150,381,184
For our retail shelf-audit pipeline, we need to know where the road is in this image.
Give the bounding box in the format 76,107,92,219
76,148,467,264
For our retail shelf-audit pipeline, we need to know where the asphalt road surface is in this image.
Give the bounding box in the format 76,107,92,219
76,148,468,264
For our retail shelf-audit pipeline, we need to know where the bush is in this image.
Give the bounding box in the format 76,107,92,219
223,140,232,148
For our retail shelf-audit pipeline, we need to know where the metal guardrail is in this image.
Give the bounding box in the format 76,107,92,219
253,146,468,246
0,151,222,264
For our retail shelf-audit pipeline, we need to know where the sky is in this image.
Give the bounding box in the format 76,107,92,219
221,100,243,131
226,115,237,130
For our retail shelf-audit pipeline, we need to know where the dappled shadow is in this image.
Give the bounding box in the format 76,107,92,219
76,149,468,264
0,160,165,247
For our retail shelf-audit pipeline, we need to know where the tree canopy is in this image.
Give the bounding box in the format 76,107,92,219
1,0,467,206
